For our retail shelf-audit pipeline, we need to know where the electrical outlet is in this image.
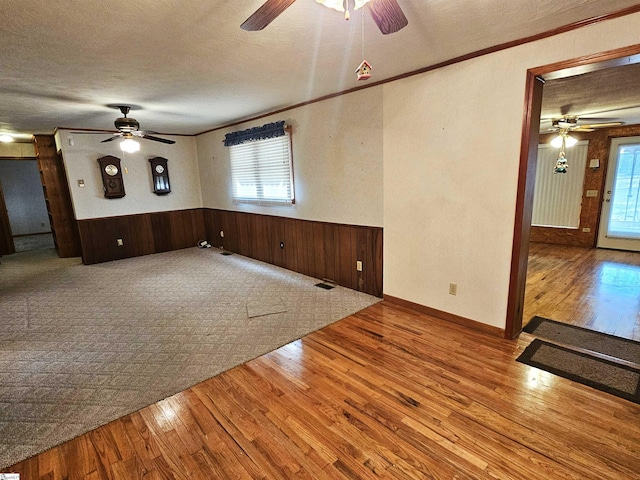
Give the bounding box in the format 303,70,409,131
280,241,284,249
582,227,591,233
449,283,457,296
220,230,224,238
356,261,363,272
117,238,124,247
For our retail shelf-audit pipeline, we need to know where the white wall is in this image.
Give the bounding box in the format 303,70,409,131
383,11,640,328
56,130,202,220
196,87,384,227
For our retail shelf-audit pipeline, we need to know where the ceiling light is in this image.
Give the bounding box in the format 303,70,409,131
316,0,371,19
550,135,563,148
0,134,14,143
120,138,140,153
551,133,577,148
564,135,578,147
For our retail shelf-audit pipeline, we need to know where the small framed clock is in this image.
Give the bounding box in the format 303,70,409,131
97,155,125,198
149,157,171,195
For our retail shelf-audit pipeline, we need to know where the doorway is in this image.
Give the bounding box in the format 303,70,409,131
507,46,640,339
597,136,640,251
0,158,54,254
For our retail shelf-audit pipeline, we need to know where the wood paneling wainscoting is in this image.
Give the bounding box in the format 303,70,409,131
203,209,383,297
77,208,383,297
77,209,206,265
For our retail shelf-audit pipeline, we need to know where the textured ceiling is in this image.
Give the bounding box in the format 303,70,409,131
541,62,640,129
1,0,640,140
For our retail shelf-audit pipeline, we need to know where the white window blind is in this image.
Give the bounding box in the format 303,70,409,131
532,141,588,228
229,131,295,206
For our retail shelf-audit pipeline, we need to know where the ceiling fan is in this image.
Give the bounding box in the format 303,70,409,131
542,116,624,174
95,105,175,146
241,0,408,35
542,115,624,134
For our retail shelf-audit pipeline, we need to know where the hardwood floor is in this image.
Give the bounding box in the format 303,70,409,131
524,242,640,341
4,301,639,479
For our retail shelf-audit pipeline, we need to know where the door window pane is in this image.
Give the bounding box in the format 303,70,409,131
608,143,640,239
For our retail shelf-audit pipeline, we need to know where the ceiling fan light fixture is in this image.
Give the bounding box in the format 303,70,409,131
550,135,564,148
0,134,14,143
551,133,577,149
354,0,372,9
316,0,345,12
316,0,371,18
120,138,140,153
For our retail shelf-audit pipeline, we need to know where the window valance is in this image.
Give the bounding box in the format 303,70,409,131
223,120,286,147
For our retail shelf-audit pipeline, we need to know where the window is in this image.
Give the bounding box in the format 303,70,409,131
228,129,295,206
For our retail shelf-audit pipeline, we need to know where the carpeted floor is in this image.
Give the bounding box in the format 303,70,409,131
0,247,380,469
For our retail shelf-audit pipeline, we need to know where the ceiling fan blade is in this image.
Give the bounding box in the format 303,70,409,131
69,130,114,135
100,135,121,143
572,128,596,132
139,134,176,145
368,0,408,35
241,0,297,31
576,122,624,129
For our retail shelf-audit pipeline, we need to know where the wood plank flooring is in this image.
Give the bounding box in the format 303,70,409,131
524,242,640,341
4,301,639,479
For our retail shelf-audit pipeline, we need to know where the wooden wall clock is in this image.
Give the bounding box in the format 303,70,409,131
97,155,125,198
149,156,171,195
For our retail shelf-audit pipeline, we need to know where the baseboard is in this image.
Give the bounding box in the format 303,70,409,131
383,294,505,338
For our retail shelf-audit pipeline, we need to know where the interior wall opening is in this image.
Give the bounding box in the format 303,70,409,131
508,45,640,340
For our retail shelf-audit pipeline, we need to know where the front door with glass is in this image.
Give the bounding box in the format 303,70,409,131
598,136,640,251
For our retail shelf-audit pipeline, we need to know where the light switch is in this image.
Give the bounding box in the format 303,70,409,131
78,179,85,188
589,159,600,169
586,190,598,197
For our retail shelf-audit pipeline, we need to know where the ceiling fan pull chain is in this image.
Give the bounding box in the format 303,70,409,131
344,0,350,20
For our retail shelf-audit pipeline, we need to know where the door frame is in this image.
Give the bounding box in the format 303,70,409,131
0,178,15,255
505,44,640,339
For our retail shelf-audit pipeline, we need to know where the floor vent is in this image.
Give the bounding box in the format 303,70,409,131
315,282,335,290
221,251,233,256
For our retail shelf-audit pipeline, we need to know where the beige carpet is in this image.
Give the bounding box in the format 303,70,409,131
0,247,380,468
